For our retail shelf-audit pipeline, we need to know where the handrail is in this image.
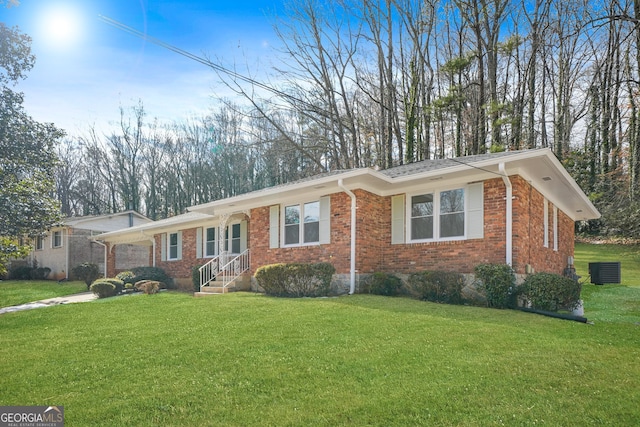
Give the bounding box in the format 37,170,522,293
199,254,221,289
217,250,250,290
199,250,250,291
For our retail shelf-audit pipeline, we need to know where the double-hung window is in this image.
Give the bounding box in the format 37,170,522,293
411,194,434,240
168,232,179,260
35,236,44,251
410,188,465,241
53,231,63,248
205,227,217,257
439,189,465,238
284,201,320,246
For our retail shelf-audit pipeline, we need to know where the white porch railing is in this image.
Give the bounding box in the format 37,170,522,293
199,250,250,292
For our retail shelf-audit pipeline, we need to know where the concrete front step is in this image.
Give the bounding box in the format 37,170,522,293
195,285,236,297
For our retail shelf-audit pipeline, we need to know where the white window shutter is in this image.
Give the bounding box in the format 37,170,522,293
391,195,405,244
553,206,558,251
161,233,167,261
269,205,279,249
177,231,183,260
196,227,203,258
467,183,484,239
319,196,331,244
240,221,248,252
543,199,549,248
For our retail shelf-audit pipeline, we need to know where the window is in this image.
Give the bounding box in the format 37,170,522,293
225,223,241,254
35,236,44,251
411,194,433,240
284,201,320,246
168,232,179,260
284,205,300,245
53,231,62,248
205,227,216,257
440,189,465,238
409,188,465,241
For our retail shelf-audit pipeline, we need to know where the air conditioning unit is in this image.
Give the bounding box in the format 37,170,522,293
588,262,621,285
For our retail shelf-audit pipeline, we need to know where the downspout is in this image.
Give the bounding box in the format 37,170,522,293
338,179,357,295
498,163,513,266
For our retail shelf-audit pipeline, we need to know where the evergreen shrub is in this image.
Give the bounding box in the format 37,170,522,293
90,280,116,298
255,262,335,297
130,266,174,289
72,263,101,289
518,272,582,312
407,271,464,304
115,271,136,284
362,272,403,296
474,264,517,308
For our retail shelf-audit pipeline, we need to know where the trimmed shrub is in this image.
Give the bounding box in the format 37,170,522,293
72,263,101,289
130,266,174,289
9,265,34,280
115,271,136,284
100,278,124,294
192,265,203,292
135,280,160,295
90,280,117,298
407,271,464,304
362,272,403,296
474,264,517,309
518,272,582,312
255,262,335,297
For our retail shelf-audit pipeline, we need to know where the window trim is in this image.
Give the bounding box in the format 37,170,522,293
281,199,321,247
406,186,468,243
168,232,179,261
52,230,63,248
204,226,217,258
35,236,44,251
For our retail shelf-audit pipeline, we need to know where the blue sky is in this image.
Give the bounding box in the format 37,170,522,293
2,1,284,137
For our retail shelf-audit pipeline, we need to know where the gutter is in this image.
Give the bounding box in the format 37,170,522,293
498,163,513,266
338,179,357,295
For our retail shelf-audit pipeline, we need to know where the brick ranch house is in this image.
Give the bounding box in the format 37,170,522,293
95,149,600,294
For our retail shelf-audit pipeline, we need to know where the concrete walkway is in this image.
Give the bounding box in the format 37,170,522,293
0,292,97,315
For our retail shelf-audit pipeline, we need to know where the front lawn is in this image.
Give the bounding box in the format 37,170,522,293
0,280,87,308
1,290,638,426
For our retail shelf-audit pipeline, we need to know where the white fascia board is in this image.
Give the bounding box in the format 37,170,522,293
94,213,215,244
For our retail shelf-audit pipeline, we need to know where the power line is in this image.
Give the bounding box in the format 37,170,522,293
97,15,312,109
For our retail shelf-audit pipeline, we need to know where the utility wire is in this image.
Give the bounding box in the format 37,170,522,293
98,15,313,109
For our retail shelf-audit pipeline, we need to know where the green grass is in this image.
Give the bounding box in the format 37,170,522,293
0,244,638,426
0,280,87,308
575,243,640,324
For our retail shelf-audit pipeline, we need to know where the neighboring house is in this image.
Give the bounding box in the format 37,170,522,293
95,149,600,294
30,211,152,280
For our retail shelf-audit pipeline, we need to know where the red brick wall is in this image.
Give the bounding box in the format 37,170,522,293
153,228,198,279
372,179,508,274
249,194,352,275
512,176,574,275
